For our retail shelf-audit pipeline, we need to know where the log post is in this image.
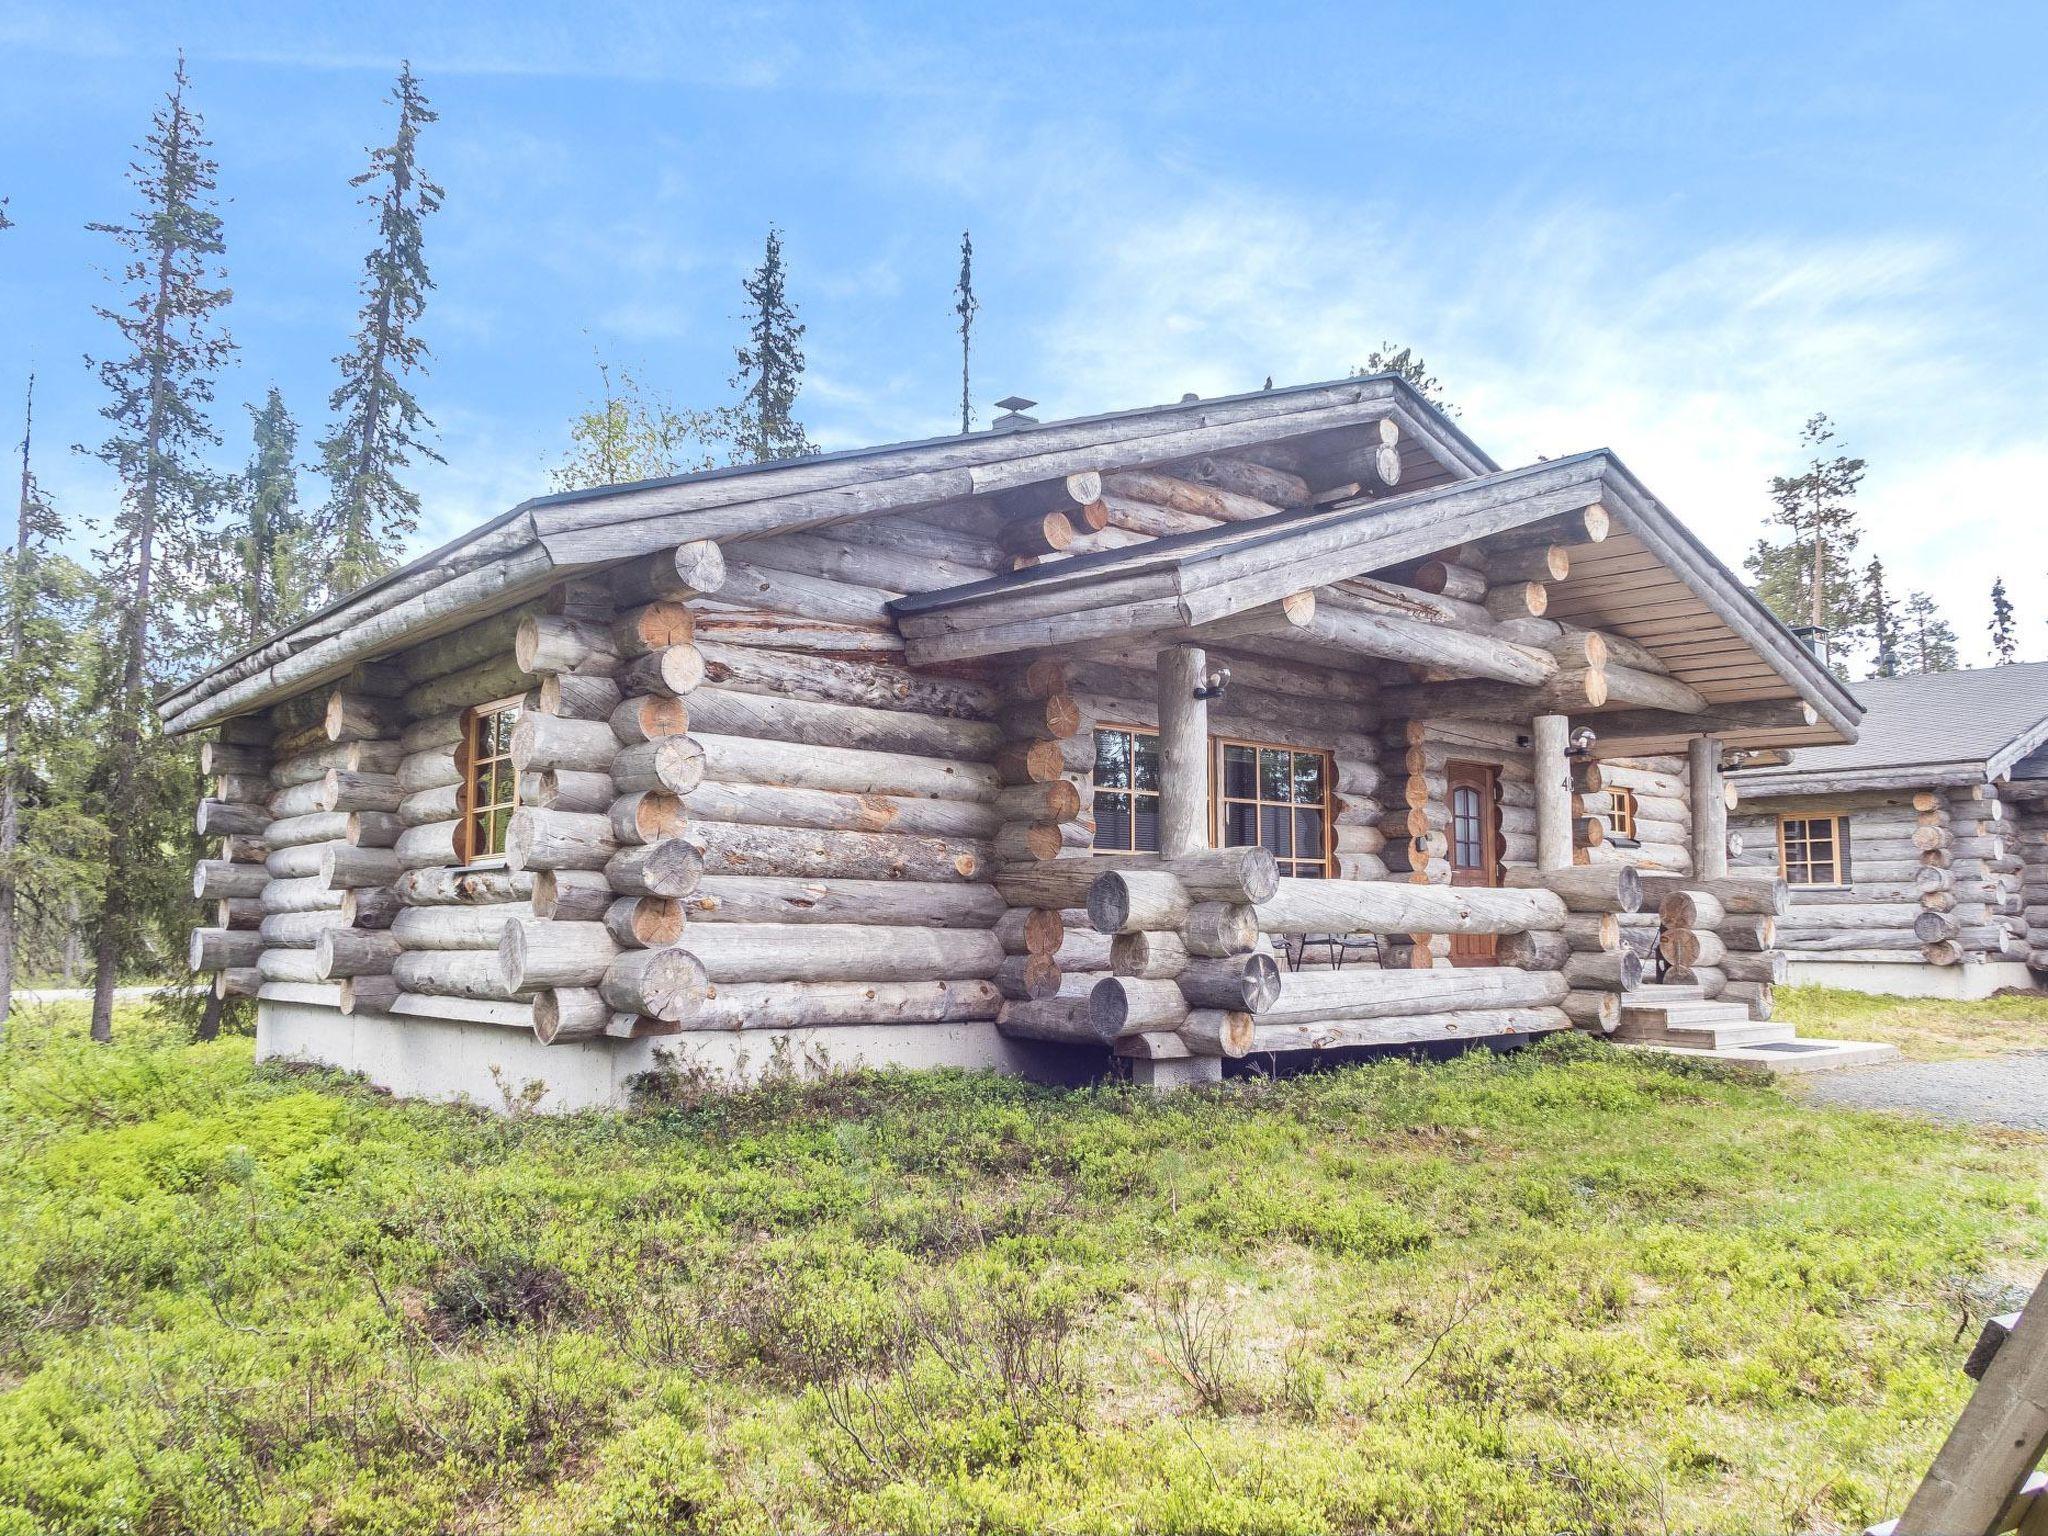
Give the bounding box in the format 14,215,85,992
1157,645,1210,860
1534,714,1572,871
1689,734,1728,878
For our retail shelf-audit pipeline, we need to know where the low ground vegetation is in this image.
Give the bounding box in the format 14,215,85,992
1785,983,2048,1059
0,1000,2042,1533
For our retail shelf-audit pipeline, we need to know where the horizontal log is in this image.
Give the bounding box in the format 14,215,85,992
391,903,534,950
605,839,704,899
694,732,999,800
314,929,402,980
1562,990,1621,1032
1636,872,1788,916
257,948,327,984
511,714,618,775
537,768,615,813
193,859,269,900
608,540,727,605
682,687,1002,761
1658,890,1726,929
695,641,994,720
259,908,350,945
688,978,1003,1030
685,875,1006,929
500,921,622,992
682,922,1002,984
394,821,460,871
392,950,530,1001
199,799,269,837
533,987,610,1044
189,927,264,971
1563,950,1644,990
540,671,624,720
678,780,998,840
1250,1006,1569,1052
601,947,710,1021
995,984,1114,1046
401,655,533,720
532,868,613,921
1255,965,1568,1026
1253,877,1567,936
1502,864,1644,913
260,876,344,914
505,809,617,873
617,645,707,698
516,614,619,675
1658,929,1727,969
692,821,987,883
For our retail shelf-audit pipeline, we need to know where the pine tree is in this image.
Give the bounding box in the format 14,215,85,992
1352,344,1456,414
731,226,816,463
1990,578,2017,665
1901,590,1960,674
315,62,443,598
953,230,978,433
83,55,235,1042
229,388,312,640
1866,557,1901,679
551,359,735,492
1745,414,1868,667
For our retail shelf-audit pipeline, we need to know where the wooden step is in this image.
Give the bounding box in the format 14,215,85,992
1662,1019,1797,1050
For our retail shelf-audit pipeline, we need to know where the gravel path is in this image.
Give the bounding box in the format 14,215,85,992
1799,1049,2048,1132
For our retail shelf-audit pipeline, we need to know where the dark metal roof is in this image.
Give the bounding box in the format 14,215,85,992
1743,661,2048,783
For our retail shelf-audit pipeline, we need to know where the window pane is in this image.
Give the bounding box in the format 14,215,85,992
1094,731,1130,789
1260,748,1290,801
1132,733,1161,793
1223,745,1256,800
1261,803,1292,858
1133,800,1160,854
1835,819,1852,882
1094,792,1132,852
1224,802,1257,847
492,761,516,806
1292,753,1324,803
1294,808,1324,860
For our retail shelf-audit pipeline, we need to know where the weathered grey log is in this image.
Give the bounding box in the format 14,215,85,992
393,866,530,906
1563,912,1621,952
340,813,404,849
681,923,1002,983
1176,951,1283,1011
609,600,696,656
1181,903,1259,956
609,790,686,844
1497,930,1571,969
397,745,462,794
1251,876,1566,936
516,614,620,675
392,950,530,1001
616,645,707,699
678,780,998,840
264,844,330,880
335,974,398,1014
189,927,265,971
257,948,327,984
604,839,704,899
391,903,534,949
539,671,625,721
611,737,707,796
193,859,269,900
511,714,619,775
274,740,406,786
532,987,610,1044
341,886,402,930
202,740,272,776
739,528,995,593
268,778,330,820
529,768,611,814
499,920,622,991
531,867,614,921
401,655,534,720
1913,909,1960,943
505,808,617,873
604,895,685,948
398,783,463,827
318,769,403,815
1251,1006,1570,1053
692,732,999,800
315,929,402,980
1182,454,1308,506
691,978,1005,1030
609,540,727,605
261,875,344,914
682,687,1001,761
263,811,353,849
1721,949,1788,984
685,876,1005,929
1563,950,1643,991
199,799,269,838
1636,872,1788,915
1089,976,1189,1036
1254,966,1569,1026
1502,863,1646,913
394,821,460,871
694,641,994,720
692,821,986,883
1658,928,1727,968
601,946,709,1021
994,983,1112,1046
994,953,1063,1000
1562,990,1621,1032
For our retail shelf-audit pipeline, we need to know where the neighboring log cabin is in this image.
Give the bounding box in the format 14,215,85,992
1728,661,2048,998
164,376,1863,1107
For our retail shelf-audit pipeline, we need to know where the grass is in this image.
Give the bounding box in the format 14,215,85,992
0,999,2042,1534
1783,983,2048,1060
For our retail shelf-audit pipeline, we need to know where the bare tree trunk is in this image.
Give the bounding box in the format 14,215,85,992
193,988,224,1042
61,897,79,984
0,378,31,1035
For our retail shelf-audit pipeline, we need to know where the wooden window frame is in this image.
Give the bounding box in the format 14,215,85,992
1610,787,1638,840
1210,735,1335,879
457,695,526,867
1777,811,1851,888
1090,724,1163,857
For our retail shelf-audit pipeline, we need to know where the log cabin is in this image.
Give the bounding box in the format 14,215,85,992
163,375,1865,1107
1728,660,2048,998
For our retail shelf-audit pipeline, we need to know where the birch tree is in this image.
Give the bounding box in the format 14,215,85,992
83,56,234,1042
315,62,442,597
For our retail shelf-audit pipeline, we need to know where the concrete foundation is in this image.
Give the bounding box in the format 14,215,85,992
256,1000,1069,1113
1785,957,2039,1001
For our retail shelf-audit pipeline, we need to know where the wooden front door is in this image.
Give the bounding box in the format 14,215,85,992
1446,761,1500,966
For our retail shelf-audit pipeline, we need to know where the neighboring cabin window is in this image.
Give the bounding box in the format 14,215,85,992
1779,814,1850,887
1217,740,1331,879
1092,727,1161,854
1610,787,1638,840
460,697,524,864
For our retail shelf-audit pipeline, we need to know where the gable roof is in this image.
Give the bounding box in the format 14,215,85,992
1735,660,2048,792
895,448,1862,749
158,375,1480,734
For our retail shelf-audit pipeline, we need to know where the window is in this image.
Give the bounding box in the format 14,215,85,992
1609,787,1637,840
1779,814,1850,887
1092,727,1161,854
1451,784,1488,871
460,697,524,863
1216,740,1331,878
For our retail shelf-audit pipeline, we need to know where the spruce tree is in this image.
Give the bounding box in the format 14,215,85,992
1990,577,2017,665
731,226,816,463
954,230,978,433
1745,415,1867,666
83,55,235,1042
1901,590,1960,674
1352,344,1456,414
315,62,443,598
231,388,312,640
1866,557,1901,679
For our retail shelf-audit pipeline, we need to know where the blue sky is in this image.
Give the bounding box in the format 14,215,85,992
3,1,2044,667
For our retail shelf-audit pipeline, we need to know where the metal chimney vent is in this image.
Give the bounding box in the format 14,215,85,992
991,395,1038,431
